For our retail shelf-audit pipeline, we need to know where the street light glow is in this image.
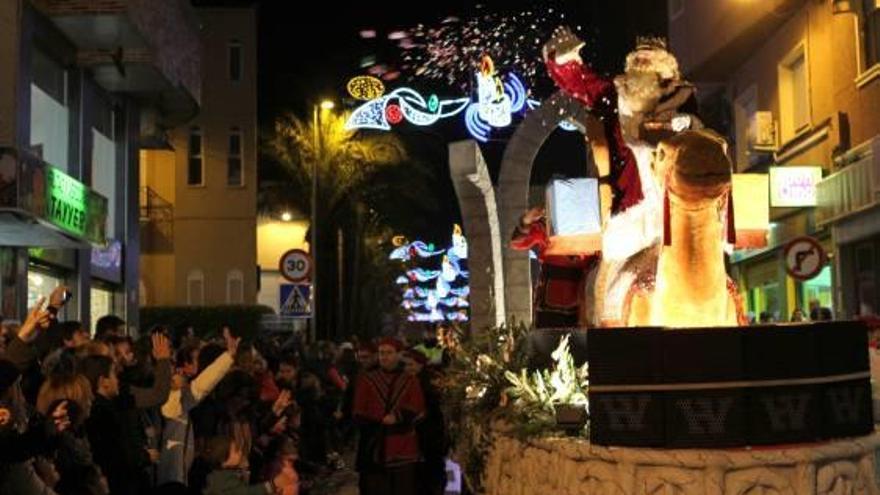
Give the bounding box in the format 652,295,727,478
281,212,292,222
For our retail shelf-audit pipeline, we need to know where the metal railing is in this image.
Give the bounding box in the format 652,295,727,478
816,139,880,226
139,187,173,223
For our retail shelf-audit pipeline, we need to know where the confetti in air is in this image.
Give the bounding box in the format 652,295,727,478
392,7,579,92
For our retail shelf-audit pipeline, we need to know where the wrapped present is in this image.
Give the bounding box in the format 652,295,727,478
545,178,602,256
732,174,769,249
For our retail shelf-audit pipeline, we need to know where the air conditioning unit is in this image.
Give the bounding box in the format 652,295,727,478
751,111,777,151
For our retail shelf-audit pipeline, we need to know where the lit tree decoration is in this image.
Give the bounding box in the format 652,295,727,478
347,75,386,101
391,224,471,323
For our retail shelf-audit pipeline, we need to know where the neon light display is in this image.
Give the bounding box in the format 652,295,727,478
346,57,580,140
347,76,386,101
345,87,470,131
463,56,530,142
391,224,470,323
389,240,445,262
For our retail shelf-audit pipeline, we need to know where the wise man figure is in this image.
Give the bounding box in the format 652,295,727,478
512,28,703,328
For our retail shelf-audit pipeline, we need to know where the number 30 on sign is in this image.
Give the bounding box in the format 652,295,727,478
279,249,312,283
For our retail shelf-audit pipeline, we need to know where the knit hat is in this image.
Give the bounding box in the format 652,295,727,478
0,360,21,396
377,337,403,351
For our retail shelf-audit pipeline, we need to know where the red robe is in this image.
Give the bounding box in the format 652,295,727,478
545,57,644,213
511,219,598,327
353,368,425,468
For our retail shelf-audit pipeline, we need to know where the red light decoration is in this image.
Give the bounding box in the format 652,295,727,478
386,104,404,124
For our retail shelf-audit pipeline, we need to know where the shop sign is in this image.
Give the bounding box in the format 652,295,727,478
47,167,88,236
783,236,827,281
769,166,823,207
90,239,123,284
1,151,108,246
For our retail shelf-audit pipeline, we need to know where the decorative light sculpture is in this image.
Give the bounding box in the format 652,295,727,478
345,87,470,131
347,76,386,101
391,224,471,323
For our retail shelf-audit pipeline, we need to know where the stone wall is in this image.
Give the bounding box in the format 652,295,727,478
484,431,880,495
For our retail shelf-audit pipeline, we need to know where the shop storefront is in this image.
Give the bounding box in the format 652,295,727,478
731,165,833,323
0,149,109,322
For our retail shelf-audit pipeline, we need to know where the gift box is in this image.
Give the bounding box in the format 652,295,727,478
545,178,602,256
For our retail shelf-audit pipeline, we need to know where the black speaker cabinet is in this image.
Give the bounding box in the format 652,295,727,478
582,321,873,448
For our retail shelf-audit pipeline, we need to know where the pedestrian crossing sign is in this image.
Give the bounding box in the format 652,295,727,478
280,283,312,318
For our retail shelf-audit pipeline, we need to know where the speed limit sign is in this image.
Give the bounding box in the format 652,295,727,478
279,249,312,283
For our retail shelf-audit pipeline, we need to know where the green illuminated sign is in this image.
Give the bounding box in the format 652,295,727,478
46,167,88,237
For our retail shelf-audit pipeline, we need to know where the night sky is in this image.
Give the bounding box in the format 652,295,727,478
199,0,667,242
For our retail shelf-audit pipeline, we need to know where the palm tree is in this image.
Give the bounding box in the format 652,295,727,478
263,111,441,339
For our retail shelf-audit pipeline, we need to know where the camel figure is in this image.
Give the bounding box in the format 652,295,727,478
587,130,747,328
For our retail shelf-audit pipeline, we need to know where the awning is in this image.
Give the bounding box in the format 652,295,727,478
0,213,91,249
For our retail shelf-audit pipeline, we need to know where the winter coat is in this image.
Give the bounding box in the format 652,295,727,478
0,460,57,495
203,469,272,495
157,352,234,485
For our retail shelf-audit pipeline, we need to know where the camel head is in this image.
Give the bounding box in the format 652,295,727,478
652,129,732,206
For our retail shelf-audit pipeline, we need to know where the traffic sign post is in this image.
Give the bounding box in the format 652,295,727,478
279,249,312,283
784,236,827,281
280,283,312,318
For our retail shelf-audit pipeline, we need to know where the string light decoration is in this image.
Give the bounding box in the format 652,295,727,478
345,87,470,131
347,57,579,140
391,225,470,323
347,75,386,101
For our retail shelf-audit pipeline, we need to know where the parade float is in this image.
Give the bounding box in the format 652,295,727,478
348,17,879,494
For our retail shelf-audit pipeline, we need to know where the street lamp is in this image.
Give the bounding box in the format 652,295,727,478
311,99,335,342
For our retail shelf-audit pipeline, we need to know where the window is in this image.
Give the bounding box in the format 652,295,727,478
860,0,880,70
186,270,204,306
90,287,114,335
228,40,243,82
29,48,69,170
778,44,810,142
733,86,757,170
187,127,203,186
92,102,117,237
227,127,243,186
226,269,244,304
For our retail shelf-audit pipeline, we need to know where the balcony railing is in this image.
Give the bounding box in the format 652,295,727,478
139,186,173,252
31,0,201,125
816,139,880,225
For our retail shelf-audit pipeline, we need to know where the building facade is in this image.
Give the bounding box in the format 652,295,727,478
669,0,880,321
140,6,257,308
0,0,200,332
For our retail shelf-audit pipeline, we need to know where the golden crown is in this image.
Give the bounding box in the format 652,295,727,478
635,36,667,51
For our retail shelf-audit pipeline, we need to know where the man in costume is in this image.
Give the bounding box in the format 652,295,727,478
353,337,425,495
511,28,702,327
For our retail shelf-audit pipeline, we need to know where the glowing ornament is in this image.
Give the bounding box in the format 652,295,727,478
463,56,532,142
428,94,439,112
386,104,404,124
347,76,386,101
